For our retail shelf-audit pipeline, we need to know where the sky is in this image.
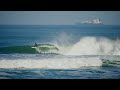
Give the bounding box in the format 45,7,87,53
0,11,120,25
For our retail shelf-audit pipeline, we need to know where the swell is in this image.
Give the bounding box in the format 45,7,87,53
0,46,37,54
102,59,120,67
0,44,59,54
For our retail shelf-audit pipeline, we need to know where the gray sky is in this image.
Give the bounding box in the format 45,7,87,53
0,11,120,25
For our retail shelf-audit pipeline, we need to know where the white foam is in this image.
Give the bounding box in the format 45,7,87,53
0,57,102,69
67,37,120,55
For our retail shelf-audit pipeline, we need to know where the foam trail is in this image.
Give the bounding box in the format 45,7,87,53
0,57,102,69
67,37,120,55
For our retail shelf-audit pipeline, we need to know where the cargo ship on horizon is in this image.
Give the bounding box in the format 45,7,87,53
75,18,104,26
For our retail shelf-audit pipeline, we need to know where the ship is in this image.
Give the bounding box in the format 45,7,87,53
75,18,104,26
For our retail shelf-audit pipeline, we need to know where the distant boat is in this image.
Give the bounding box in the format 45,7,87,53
75,18,104,26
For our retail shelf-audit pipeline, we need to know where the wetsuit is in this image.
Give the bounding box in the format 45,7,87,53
34,43,37,47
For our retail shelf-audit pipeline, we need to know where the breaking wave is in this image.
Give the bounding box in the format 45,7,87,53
0,44,59,54
0,57,102,69
0,36,120,55
66,36,120,55
0,55,120,69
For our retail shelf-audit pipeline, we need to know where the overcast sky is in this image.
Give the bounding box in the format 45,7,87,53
0,11,120,25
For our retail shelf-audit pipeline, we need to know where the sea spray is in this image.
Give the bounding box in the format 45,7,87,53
53,32,75,54
67,36,120,55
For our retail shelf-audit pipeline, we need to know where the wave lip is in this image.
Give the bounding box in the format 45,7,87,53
32,44,59,54
0,57,102,69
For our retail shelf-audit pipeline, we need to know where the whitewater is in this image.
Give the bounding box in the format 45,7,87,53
66,36,120,55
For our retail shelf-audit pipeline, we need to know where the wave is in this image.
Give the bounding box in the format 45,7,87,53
1,36,120,55
66,37,120,55
0,46,37,54
0,44,59,54
102,58,120,67
0,54,120,69
32,44,59,53
0,57,102,69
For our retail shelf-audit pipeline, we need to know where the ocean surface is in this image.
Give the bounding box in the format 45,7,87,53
0,25,120,79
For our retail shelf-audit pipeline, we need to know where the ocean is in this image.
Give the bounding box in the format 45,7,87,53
0,25,120,79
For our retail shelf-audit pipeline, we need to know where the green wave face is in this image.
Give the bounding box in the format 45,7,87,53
0,46,37,54
33,44,59,53
102,60,120,67
0,44,59,54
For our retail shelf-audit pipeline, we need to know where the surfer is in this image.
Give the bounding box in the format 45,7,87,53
34,43,38,47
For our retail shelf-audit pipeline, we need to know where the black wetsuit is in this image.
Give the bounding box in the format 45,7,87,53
34,43,37,47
